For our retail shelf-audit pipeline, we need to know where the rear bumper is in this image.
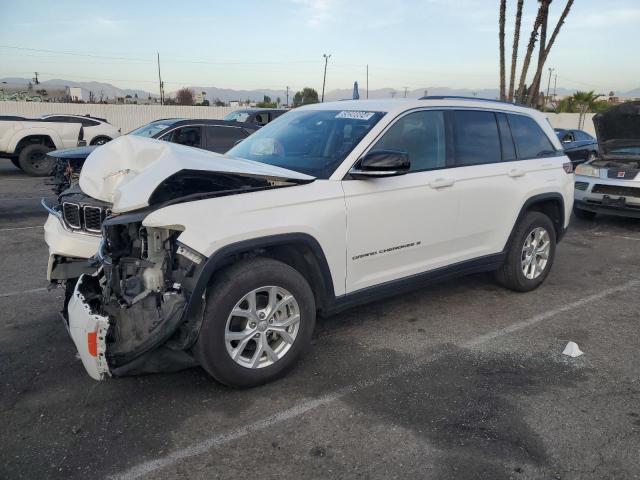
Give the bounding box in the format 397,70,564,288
67,275,110,380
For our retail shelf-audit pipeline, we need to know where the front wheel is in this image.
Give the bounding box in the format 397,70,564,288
495,211,557,292
18,144,55,176
194,257,316,388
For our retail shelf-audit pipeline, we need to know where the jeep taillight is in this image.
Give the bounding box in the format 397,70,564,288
562,162,573,174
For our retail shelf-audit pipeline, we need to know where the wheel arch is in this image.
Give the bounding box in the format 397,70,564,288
504,193,566,250
13,134,57,156
90,135,112,145
184,233,335,339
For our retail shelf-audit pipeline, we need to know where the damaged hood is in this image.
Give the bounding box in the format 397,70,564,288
78,136,314,213
593,101,640,156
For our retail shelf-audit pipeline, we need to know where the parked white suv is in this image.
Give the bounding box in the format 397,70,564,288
62,98,573,386
40,114,120,146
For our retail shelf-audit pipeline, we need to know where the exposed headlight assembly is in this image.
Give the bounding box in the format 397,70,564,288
575,164,600,177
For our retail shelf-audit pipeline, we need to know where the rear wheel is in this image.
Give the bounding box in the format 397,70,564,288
495,211,557,292
90,136,111,146
573,205,596,221
195,257,316,388
18,144,55,176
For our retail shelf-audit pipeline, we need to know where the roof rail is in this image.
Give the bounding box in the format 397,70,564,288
419,95,528,107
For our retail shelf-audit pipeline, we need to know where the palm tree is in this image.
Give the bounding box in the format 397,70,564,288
508,0,524,102
499,0,507,100
527,0,574,106
528,0,552,106
516,3,546,103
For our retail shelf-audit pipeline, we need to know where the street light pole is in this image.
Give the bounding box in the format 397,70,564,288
321,53,331,102
286,86,290,107
546,67,555,103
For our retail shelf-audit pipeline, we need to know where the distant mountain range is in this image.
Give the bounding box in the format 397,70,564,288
2,77,639,103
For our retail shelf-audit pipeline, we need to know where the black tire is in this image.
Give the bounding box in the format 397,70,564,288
90,136,111,146
194,257,316,388
573,205,596,221
495,211,557,292
10,157,21,170
18,144,55,176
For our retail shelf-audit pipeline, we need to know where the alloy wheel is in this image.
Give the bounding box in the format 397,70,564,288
521,227,551,280
224,286,300,369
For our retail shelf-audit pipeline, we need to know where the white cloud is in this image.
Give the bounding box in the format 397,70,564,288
289,0,339,26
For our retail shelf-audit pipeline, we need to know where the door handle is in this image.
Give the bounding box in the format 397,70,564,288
428,178,455,189
508,168,526,178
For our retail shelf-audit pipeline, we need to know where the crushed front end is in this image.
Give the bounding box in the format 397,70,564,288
68,219,205,379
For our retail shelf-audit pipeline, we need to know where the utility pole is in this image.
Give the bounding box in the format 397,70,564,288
546,67,555,104
33,72,39,85
286,86,290,107
403,86,409,98
157,52,164,105
553,74,557,99
321,53,331,102
366,64,369,99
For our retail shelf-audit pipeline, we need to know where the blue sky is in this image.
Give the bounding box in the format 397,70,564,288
0,0,638,94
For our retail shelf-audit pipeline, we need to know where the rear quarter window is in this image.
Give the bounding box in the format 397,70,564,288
507,114,557,159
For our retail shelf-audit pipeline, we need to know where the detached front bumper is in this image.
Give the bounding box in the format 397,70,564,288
67,275,110,380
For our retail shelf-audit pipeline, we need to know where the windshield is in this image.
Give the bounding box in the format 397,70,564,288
128,120,179,137
227,109,385,178
223,111,251,122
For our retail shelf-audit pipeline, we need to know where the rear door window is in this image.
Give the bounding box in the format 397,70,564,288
450,110,501,166
167,126,202,147
507,114,557,159
205,126,247,152
372,110,446,172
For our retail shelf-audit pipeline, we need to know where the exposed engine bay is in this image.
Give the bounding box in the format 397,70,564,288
77,221,205,377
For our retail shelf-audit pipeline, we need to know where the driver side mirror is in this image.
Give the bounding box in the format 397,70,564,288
349,150,410,179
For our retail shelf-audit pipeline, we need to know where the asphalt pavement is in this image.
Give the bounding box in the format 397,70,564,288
1,161,639,480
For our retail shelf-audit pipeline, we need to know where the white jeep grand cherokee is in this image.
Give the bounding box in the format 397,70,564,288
62,98,573,387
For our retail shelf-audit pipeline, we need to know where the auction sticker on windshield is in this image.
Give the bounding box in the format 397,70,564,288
335,111,376,120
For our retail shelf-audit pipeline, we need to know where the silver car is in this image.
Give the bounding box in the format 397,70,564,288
574,101,640,219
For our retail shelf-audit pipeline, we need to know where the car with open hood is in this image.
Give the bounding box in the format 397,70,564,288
573,101,640,219
51,98,573,387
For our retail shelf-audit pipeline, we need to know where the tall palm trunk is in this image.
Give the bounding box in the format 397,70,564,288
528,0,551,106
516,3,546,103
499,0,507,100
527,0,574,106
508,0,524,102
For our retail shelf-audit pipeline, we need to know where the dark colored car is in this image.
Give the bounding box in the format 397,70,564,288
555,128,599,166
223,108,287,126
48,118,259,193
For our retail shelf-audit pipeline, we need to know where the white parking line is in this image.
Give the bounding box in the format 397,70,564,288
110,278,640,480
0,287,48,298
0,225,43,232
592,231,640,242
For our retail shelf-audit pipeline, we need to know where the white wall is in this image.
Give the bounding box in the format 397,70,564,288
546,113,596,136
0,102,237,133
0,101,597,136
